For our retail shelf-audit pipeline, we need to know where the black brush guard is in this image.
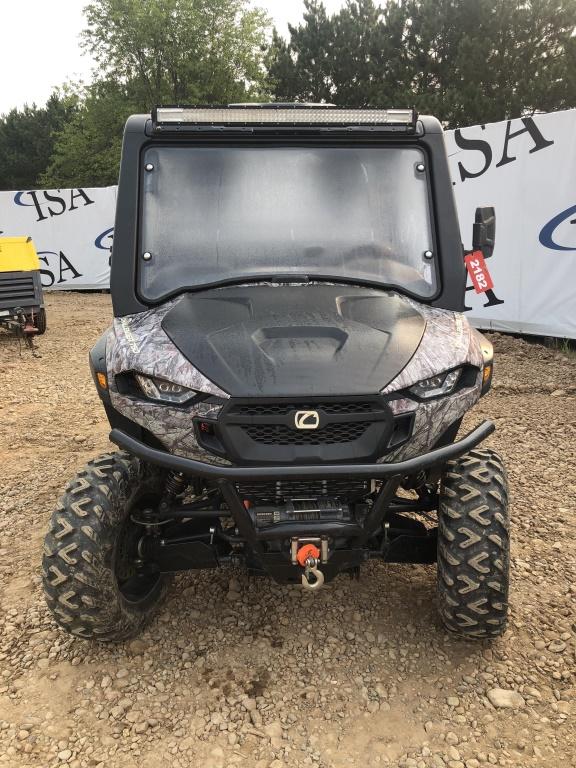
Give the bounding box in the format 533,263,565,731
110,421,494,580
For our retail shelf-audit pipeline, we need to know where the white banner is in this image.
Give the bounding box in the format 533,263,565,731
0,186,115,290
445,109,576,339
0,109,574,337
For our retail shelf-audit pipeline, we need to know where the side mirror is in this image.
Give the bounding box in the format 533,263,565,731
472,206,496,259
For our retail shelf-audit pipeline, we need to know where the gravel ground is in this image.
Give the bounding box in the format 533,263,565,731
0,292,575,768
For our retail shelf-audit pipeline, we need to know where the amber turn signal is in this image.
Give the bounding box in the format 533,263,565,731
481,362,493,395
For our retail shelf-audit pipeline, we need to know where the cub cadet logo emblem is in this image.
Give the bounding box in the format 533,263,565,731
294,410,320,430
120,317,141,354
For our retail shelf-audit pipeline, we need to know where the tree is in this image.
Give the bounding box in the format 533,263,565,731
403,0,576,125
269,0,576,127
82,0,271,105
330,0,413,106
269,1,335,102
267,0,430,107
42,0,272,188
40,81,135,189
0,93,77,190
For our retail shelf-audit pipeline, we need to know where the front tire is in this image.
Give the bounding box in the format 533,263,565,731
42,452,170,641
437,447,510,639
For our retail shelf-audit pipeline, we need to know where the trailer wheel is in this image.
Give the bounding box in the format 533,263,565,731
35,308,47,335
42,452,169,641
437,447,510,639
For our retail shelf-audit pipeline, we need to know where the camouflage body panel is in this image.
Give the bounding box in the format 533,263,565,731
385,380,481,462
382,302,484,394
106,303,230,462
109,391,232,465
382,303,485,460
105,292,486,465
107,300,229,398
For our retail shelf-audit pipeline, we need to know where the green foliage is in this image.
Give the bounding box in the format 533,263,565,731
82,0,271,105
330,0,412,107
267,0,418,106
0,93,77,190
270,1,334,102
404,0,576,125
42,0,272,188
269,0,576,127
40,82,135,189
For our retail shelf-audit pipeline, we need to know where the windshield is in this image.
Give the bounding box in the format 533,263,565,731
139,145,436,301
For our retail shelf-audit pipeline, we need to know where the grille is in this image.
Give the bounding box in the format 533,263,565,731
0,273,36,305
237,478,369,501
210,396,393,464
230,401,376,417
244,421,371,445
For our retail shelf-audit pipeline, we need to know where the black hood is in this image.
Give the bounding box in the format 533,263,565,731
161,285,426,397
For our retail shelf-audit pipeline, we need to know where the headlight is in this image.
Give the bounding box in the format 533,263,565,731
408,369,461,399
133,373,223,417
135,374,197,404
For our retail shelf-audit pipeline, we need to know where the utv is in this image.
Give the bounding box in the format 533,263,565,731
42,105,509,642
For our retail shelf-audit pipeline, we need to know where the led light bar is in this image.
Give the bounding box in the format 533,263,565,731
152,105,417,130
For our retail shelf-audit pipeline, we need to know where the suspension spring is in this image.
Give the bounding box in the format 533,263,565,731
165,471,187,499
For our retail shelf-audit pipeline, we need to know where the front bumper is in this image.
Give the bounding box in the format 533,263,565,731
110,420,494,479
111,421,494,578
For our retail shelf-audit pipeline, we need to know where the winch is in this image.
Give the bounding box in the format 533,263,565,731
247,497,350,527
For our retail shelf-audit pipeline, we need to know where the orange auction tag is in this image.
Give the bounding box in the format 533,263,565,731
465,250,494,293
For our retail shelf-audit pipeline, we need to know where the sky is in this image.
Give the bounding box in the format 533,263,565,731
0,0,347,116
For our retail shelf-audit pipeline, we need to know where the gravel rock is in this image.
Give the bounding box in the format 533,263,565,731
128,639,149,655
548,640,567,653
264,721,283,739
487,689,526,709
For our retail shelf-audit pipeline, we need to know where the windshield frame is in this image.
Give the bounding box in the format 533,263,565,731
136,139,440,304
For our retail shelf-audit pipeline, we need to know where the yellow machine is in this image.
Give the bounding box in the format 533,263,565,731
0,237,46,335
